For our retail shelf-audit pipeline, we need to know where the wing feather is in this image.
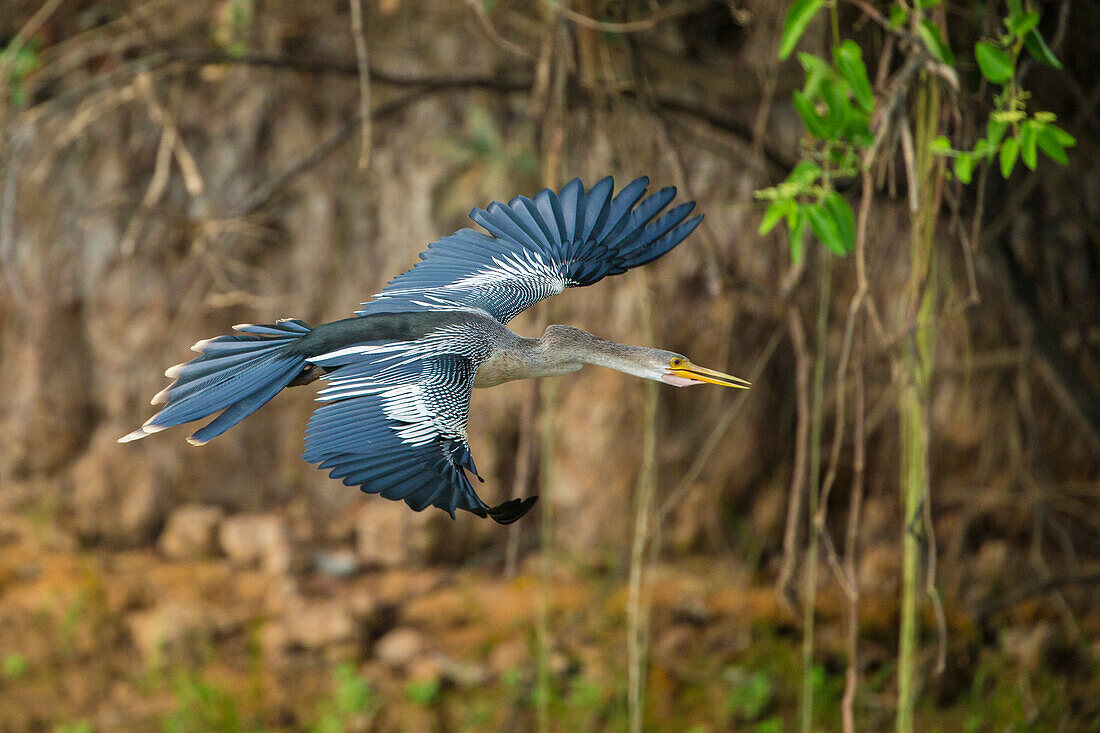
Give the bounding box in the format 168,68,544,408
533,188,567,248
302,350,532,521
558,178,585,245
355,177,703,324
579,176,614,244
597,176,650,243
513,196,558,248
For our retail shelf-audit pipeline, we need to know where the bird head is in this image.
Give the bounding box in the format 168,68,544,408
659,353,751,389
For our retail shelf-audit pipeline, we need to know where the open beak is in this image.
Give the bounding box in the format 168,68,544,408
670,360,751,389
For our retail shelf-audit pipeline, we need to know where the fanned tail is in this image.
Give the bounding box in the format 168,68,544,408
118,319,312,445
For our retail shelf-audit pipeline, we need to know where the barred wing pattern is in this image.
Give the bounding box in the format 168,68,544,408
302,328,534,523
355,176,703,324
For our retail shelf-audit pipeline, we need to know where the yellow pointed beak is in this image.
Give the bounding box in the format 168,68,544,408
670,360,751,389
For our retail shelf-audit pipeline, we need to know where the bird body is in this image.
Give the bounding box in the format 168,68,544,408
121,176,749,523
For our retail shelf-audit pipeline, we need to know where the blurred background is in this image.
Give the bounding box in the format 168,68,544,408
1,0,1098,730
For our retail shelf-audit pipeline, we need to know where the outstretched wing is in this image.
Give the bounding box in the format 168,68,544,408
303,352,535,523
355,176,703,324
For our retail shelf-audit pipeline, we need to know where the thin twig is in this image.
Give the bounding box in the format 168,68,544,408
899,113,919,214
627,270,659,733
461,0,535,59
815,169,878,599
134,73,204,199
120,119,175,255
543,0,713,34
777,307,811,611
841,321,866,733
843,0,893,32
348,0,373,171
504,383,536,579
800,256,832,733
922,401,947,676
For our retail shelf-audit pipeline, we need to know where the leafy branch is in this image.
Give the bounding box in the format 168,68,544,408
756,39,870,261
933,0,1074,182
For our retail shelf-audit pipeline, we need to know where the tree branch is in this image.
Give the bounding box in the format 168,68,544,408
21,48,793,175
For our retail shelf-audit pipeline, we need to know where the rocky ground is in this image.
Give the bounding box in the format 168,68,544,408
1,500,1096,732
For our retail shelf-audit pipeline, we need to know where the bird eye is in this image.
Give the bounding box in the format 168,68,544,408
670,357,683,367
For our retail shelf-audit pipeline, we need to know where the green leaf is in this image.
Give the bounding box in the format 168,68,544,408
986,118,1008,147
807,201,845,255
822,191,855,254
889,5,908,28
1023,29,1063,69
917,0,941,7
759,199,792,235
820,79,851,137
779,0,825,59
1006,10,1040,37
917,20,955,65
930,135,952,155
999,136,1019,177
953,152,974,184
1045,124,1076,148
1020,122,1039,169
788,160,823,186
793,90,828,138
798,52,832,100
974,42,1014,84
789,209,808,264
844,113,874,147
1036,126,1069,164
834,40,874,113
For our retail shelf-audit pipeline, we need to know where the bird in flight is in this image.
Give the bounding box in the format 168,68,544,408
120,177,750,523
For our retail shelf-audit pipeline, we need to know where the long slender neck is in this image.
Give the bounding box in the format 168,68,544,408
533,325,658,380
475,323,662,388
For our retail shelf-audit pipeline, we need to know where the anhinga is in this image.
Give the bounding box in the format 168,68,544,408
120,176,750,523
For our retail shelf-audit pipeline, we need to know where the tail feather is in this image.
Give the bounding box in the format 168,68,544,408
185,360,304,445
154,349,271,404
153,352,286,427
163,347,268,383
119,320,313,444
150,350,285,423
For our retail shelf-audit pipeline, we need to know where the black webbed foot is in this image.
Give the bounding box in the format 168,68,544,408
473,496,538,524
